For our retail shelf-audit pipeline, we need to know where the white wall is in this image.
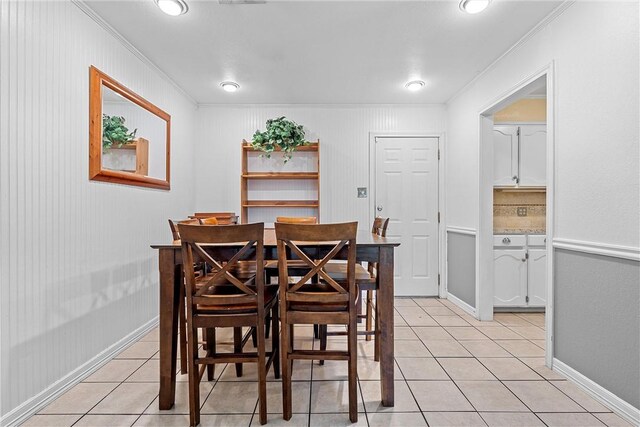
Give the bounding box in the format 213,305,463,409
0,0,196,420
446,1,639,247
195,105,446,229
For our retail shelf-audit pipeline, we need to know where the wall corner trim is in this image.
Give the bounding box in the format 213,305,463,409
553,238,640,262
553,358,640,426
71,0,198,107
0,317,159,427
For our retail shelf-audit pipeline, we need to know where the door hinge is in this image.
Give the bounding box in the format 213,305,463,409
437,212,441,223
438,274,441,286
517,127,521,137
526,295,530,303
525,251,529,259
438,149,440,160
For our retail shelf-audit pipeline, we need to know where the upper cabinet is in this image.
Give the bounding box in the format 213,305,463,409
493,124,546,187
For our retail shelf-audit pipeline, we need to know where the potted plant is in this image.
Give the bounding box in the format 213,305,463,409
102,114,137,150
251,116,307,162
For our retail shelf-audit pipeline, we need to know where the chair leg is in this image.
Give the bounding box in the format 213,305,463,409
374,303,380,362
179,285,188,374
313,324,319,339
187,323,201,427
348,308,358,423
281,316,292,420
265,312,271,339
206,328,216,381
319,325,327,366
272,303,281,379
256,316,268,425
251,327,258,348
234,327,243,377
365,290,373,342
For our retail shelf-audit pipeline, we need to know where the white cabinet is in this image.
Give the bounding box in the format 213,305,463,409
494,249,527,307
493,234,547,308
493,124,546,187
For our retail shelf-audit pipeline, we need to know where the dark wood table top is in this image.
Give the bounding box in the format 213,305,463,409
151,228,400,249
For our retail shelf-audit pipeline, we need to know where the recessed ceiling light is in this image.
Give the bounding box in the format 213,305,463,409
220,81,240,92
405,80,426,92
155,0,188,16
459,0,490,14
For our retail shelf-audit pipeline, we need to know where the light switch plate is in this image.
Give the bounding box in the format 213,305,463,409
357,187,367,198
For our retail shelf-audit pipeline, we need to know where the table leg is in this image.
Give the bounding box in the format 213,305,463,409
159,248,180,410
378,246,395,407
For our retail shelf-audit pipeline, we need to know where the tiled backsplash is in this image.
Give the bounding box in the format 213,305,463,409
494,189,546,234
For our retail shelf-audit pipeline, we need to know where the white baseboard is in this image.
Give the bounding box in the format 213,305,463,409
1,317,159,427
446,293,477,317
553,358,640,426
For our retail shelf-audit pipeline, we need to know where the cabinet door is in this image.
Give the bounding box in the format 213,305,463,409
527,248,547,307
519,125,546,186
493,126,518,186
494,249,527,306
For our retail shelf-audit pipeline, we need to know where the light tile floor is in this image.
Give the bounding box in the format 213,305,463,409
24,298,634,427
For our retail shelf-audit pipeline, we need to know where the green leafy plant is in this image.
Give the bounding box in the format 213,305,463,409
251,116,307,162
102,114,137,150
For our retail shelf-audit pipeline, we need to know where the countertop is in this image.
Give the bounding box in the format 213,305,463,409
494,229,546,235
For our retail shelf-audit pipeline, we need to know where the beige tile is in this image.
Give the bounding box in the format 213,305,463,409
135,414,252,426
509,326,546,340
309,380,364,413
395,306,427,316
504,381,584,412
313,360,348,381
456,381,528,412
394,340,431,357
309,413,367,426
20,415,82,427
495,340,545,357
413,326,453,341
264,381,311,414
460,316,502,327
394,315,408,326
478,358,543,380
476,326,523,340
401,313,439,327
531,340,546,349
480,412,545,426
444,327,489,340
85,359,146,382
202,414,254,426
395,357,449,380
459,340,512,358
422,340,472,357
40,383,118,414
413,298,445,307
126,359,161,382
201,381,258,414
518,358,566,380
394,298,418,306
494,314,533,327
407,381,474,412
251,414,308,426
423,412,487,427
551,381,611,412
368,412,427,426
422,306,456,316
139,328,159,342
395,327,418,340
360,381,419,413
90,383,158,414
432,316,471,327
116,341,159,359
74,414,138,427
357,358,403,381
145,381,213,414
593,412,635,427
536,413,605,426
216,358,282,382
438,358,496,380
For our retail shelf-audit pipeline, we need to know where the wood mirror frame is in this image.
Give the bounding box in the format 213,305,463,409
89,66,171,190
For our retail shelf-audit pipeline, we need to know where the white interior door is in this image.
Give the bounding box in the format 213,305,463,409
375,137,439,296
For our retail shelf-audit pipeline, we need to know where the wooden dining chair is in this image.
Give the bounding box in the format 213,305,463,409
190,212,238,225
275,216,317,224
275,221,359,423
197,217,219,225
322,217,389,361
168,218,199,241
179,222,279,426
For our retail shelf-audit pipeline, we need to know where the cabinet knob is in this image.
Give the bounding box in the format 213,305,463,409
377,205,383,212
502,237,511,244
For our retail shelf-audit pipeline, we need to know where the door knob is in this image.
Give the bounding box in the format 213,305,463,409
377,205,383,212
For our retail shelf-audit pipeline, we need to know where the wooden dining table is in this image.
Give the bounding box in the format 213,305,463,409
151,228,400,409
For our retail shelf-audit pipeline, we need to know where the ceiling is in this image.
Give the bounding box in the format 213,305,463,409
86,0,562,104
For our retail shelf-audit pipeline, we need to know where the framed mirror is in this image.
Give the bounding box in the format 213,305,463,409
89,66,170,190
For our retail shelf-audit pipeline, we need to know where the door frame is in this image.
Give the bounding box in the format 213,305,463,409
476,63,555,367
369,132,446,298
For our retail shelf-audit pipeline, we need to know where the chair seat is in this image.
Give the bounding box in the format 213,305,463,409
265,260,309,269
197,283,278,314
288,282,358,312
324,262,373,282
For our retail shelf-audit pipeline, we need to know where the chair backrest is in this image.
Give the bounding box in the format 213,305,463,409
275,222,357,306
198,217,219,225
276,216,317,224
371,217,390,237
179,223,265,310
168,218,199,241
191,212,238,224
